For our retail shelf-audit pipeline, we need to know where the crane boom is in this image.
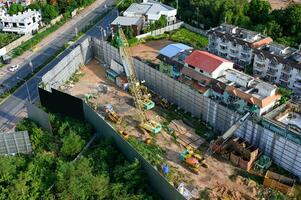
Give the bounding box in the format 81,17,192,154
116,27,161,135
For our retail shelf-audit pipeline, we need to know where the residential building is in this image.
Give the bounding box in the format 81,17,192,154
0,9,41,34
184,50,234,79
111,16,143,36
123,0,177,26
157,43,193,78
207,23,272,68
213,69,281,115
253,43,301,91
0,0,34,7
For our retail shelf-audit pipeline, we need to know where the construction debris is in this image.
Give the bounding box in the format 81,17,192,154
169,120,204,149
219,137,261,171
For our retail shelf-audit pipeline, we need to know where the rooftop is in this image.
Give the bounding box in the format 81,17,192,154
218,69,277,100
185,50,232,73
111,16,142,26
0,9,40,22
209,23,271,45
159,43,193,58
259,43,297,58
124,0,176,20
264,101,301,135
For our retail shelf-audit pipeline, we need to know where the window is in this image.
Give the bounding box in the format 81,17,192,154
4,22,8,27
19,23,25,26
188,65,195,69
13,23,17,27
33,17,36,23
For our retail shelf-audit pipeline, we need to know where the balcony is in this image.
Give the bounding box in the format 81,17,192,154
267,69,277,76
280,75,290,82
268,62,277,69
242,47,251,53
254,62,265,69
282,66,292,74
294,81,301,89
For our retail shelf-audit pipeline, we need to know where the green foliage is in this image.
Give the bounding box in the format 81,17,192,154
144,16,168,32
117,0,137,11
124,26,134,39
128,137,166,168
0,33,19,49
41,4,59,23
170,28,208,49
0,113,157,199
27,3,41,11
7,3,25,15
160,0,301,48
277,87,293,105
61,131,85,157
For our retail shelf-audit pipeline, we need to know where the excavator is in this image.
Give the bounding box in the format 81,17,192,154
104,104,122,124
179,146,203,174
115,26,161,142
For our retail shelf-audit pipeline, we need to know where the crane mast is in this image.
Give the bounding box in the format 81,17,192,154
116,27,161,135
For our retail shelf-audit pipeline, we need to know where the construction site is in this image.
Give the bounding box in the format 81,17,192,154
54,31,300,199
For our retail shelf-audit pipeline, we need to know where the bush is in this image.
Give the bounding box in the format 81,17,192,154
170,28,208,49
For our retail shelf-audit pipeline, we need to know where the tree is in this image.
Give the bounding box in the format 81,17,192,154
7,4,25,15
28,3,41,11
277,87,293,105
246,0,271,24
60,131,85,157
124,26,134,39
41,4,59,23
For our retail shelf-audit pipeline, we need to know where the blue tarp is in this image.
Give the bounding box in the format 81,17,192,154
159,43,193,58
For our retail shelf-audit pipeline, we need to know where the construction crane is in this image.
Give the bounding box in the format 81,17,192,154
202,112,251,162
115,27,162,137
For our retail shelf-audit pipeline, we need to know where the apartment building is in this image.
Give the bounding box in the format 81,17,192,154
253,43,301,91
0,9,41,34
0,0,33,7
123,0,177,26
207,23,272,68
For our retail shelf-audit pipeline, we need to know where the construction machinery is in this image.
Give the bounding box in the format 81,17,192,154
104,104,122,124
179,147,203,174
204,112,251,160
115,27,161,138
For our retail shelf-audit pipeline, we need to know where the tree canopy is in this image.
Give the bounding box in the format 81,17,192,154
8,4,25,15
0,113,157,199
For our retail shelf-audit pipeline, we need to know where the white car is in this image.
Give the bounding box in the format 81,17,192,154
8,64,19,72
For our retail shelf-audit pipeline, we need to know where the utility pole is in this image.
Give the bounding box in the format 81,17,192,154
17,77,31,103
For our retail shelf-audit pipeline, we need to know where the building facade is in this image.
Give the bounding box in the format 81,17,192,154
0,9,41,34
207,24,272,68
123,0,177,26
253,43,301,91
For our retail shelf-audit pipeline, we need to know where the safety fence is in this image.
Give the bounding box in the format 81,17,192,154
37,87,185,200
136,22,184,39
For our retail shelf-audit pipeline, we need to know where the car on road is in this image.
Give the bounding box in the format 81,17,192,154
8,65,19,72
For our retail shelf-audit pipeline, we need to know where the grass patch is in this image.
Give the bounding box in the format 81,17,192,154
128,137,166,168
170,28,208,49
0,33,20,49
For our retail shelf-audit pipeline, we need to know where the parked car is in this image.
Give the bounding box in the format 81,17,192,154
8,64,19,72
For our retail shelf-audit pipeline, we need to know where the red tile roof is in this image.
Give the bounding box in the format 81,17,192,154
185,50,232,73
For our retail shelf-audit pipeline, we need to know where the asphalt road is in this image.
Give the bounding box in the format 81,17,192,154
0,0,115,94
0,7,118,132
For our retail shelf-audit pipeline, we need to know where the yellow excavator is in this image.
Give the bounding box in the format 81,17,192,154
116,27,161,142
104,104,122,124
179,146,203,174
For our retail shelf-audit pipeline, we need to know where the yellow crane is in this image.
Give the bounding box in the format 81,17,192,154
116,27,162,139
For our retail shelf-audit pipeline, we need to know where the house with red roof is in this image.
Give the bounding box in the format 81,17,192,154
184,50,234,79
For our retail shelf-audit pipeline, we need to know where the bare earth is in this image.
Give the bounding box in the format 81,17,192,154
129,39,173,64
64,59,267,199
269,0,301,9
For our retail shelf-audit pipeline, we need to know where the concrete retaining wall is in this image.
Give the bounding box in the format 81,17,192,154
136,22,184,39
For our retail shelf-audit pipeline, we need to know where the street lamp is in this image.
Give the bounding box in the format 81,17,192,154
28,60,33,74
16,77,31,103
